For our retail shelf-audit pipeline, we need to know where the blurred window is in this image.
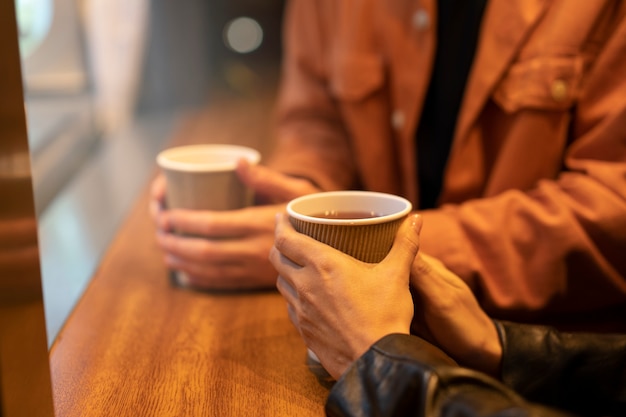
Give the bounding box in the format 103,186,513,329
16,0,98,215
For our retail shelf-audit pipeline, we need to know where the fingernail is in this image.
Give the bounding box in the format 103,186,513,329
411,214,423,232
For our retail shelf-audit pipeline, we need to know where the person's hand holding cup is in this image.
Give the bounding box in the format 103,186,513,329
271,191,417,376
156,144,261,286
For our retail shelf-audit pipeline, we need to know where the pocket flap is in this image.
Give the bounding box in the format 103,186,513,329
493,56,584,113
330,53,385,101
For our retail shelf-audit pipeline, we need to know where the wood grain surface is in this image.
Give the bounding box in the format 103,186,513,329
49,94,332,416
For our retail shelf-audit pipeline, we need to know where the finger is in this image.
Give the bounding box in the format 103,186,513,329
236,159,317,202
276,275,304,333
276,274,299,307
161,206,279,238
286,303,301,333
273,213,345,268
157,231,268,264
151,174,166,199
269,243,301,275
382,214,423,270
411,252,472,305
166,256,275,290
149,200,162,222
149,175,167,219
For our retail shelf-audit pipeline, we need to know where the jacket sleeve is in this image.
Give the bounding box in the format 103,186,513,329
497,321,626,417
266,0,358,191
418,9,626,323
325,333,573,417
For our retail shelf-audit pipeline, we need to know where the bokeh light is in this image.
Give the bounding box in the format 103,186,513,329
223,17,263,54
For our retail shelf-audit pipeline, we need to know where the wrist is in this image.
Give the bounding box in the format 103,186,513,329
461,319,503,378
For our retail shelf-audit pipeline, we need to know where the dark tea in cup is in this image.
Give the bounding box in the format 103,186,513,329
310,210,380,220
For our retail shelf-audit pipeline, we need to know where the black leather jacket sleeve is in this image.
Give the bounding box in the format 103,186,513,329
325,322,626,417
497,321,626,416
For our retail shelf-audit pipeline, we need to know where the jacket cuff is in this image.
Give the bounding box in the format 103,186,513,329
325,334,457,417
325,333,566,417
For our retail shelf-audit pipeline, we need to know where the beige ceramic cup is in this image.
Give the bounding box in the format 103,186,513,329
286,191,412,365
157,144,261,211
156,144,261,284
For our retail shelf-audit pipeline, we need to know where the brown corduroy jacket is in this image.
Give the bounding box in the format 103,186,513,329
268,0,626,331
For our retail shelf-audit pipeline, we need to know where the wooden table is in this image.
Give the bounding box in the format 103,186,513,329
48,94,332,416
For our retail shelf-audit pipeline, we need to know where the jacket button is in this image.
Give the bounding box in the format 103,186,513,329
412,9,430,31
391,110,405,130
551,79,568,102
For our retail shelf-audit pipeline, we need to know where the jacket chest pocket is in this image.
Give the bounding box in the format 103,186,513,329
329,52,386,102
492,56,584,113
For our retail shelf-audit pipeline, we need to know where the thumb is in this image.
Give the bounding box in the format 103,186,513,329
236,159,318,203
383,214,422,271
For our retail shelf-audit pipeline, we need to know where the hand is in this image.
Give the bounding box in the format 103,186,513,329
148,173,167,224
236,158,320,204
149,160,320,290
410,253,502,377
270,213,422,380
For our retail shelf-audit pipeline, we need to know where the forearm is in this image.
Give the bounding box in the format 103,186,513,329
417,176,626,320
326,334,570,417
497,321,626,416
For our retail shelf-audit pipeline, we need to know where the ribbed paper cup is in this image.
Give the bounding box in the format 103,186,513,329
286,191,412,263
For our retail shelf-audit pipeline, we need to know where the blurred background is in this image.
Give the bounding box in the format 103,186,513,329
14,0,286,345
